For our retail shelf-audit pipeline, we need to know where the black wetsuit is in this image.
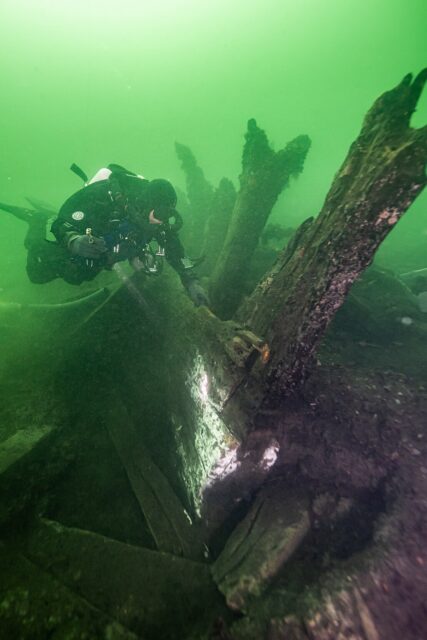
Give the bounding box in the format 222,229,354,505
26,176,191,286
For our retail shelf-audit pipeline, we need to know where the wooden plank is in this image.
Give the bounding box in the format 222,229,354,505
0,545,137,639
0,425,53,475
212,483,310,612
27,518,225,640
105,396,205,559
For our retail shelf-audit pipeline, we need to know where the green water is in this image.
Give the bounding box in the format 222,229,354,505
0,0,426,302
0,4,426,637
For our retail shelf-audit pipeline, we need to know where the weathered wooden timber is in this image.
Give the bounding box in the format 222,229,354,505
0,424,54,474
200,177,237,276
210,119,311,318
175,142,214,252
212,483,310,612
105,393,205,559
0,546,137,639
238,70,427,398
26,518,226,640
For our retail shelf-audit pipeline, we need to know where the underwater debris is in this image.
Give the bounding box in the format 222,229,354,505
240,71,427,399
209,119,311,318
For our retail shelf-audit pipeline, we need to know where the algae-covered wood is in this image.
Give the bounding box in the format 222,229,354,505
212,484,310,612
210,119,311,318
240,71,427,397
105,394,205,559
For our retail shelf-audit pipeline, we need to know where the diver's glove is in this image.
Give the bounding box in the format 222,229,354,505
68,234,107,258
186,280,210,307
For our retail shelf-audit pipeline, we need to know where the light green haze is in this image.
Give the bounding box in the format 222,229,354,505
0,0,426,301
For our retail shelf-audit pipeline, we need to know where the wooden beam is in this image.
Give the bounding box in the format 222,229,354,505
210,119,310,318
239,70,427,398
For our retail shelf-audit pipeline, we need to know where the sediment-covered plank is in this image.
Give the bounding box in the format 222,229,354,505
26,518,226,640
212,483,310,612
105,396,205,559
0,546,137,639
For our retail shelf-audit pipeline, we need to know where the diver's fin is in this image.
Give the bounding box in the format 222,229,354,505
0,201,48,223
25,196,57,216
0,201,35,222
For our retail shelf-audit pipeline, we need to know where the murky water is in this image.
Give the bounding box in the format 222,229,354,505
0,0,426,302
0,2,426,638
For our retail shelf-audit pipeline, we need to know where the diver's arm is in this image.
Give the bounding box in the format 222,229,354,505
51,217,84,248
163,230,193,281
51,217,107,258
164,230,210,306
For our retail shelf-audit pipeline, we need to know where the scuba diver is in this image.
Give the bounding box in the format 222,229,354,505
0,164,209,306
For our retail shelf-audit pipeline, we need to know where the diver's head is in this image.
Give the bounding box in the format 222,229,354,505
147,179,177,221
147,179,182,230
